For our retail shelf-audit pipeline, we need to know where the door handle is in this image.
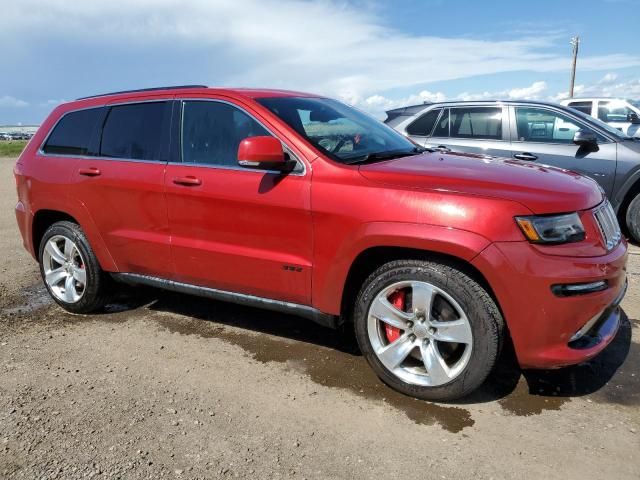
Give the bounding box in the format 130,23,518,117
173,176,202,187
78,167,101,177
435,145,451,153
513,153,538,161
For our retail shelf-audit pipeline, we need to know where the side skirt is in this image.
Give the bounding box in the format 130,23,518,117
111,273,338,329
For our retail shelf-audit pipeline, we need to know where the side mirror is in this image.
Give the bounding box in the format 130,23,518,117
627,112,640,124
238,136,295,171
573,129,598,146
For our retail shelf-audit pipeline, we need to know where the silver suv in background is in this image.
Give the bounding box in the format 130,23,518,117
385,100,640,242
561,98,640,138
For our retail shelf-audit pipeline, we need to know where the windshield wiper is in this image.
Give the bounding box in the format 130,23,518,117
343,147,427,165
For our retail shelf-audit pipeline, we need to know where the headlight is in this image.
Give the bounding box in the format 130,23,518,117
515,213,585,244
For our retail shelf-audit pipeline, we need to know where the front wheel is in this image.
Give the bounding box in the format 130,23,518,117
353,260,504,401
625,194,640,243
39,221,112,314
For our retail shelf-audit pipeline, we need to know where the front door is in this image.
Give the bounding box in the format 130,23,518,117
509,105,617,196
164,99,313,305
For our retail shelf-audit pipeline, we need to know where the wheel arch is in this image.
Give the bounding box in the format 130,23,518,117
614,173,640,235
30,207,117,271
311,222,496,320
339,245,502,324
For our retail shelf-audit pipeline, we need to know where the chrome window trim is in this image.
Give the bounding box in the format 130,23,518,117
435,106,507,142
176,98,308,177
37,98,308,176
421,101,620,144
405,107,443,138
510,103,617,144
38,100,173,162
38,104,105,157
36,153,167,165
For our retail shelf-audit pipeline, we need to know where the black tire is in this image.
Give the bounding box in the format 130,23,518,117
38,221,112,313
353,259,504,401
625,194,640,244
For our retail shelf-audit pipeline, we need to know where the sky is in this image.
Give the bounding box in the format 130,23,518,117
1,0,639,124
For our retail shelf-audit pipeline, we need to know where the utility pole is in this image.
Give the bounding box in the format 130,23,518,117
569,36,580,98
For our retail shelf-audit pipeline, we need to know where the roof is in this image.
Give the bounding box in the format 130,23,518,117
385,103,433,121
75,85,320,102
219,88,321,99
561,97,626,101
384,99,569,119
424,99,561,106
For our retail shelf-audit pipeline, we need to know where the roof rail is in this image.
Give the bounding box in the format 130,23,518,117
76,85,208,100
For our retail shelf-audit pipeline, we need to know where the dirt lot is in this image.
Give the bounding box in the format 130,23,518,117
0,156,638,479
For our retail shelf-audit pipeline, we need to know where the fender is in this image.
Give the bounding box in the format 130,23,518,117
611,164,640,213
312,221,492,315
30,195,118,272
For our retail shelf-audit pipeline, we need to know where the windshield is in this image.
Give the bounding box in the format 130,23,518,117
256,97,419,163
568,106,633,140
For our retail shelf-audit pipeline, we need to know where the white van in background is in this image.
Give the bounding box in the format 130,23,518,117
561,98,640,137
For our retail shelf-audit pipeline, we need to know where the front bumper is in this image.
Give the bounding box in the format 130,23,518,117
472,239,627,369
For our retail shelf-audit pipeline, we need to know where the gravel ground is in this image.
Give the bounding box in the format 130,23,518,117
0,156,638,479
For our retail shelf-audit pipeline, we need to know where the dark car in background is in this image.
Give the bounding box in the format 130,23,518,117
386,100,640,242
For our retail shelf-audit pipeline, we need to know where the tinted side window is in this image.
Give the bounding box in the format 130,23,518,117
432,108,449,137
43,107,102,155
449,107,502,140
515,107,604,144
181,101,270,166
406,109,441,136
567,101,593,115
100,102,169,160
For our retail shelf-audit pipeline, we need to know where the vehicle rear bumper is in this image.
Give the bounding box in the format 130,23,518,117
472,240,627,369
15,200,35,258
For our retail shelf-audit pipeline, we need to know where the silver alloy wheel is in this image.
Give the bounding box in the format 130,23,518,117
42,235,87,304
367,280,473,387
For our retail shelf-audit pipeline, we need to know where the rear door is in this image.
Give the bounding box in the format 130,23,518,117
424,106,512,157
509,105,617,196
164,98,313,305
70,97,173,277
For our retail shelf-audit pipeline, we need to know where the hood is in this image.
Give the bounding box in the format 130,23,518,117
358,151,603,214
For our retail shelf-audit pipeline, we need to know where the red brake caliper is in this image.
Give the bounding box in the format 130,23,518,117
385,289,405,343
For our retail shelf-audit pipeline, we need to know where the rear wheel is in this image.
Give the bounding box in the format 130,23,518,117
353,259,503,401
39,221,111,313
625,194,640,243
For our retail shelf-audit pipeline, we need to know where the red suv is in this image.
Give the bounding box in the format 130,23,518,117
14,86,628,400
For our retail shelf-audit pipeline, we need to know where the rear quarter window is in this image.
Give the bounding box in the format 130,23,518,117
406,109,441,136
42,107,103,156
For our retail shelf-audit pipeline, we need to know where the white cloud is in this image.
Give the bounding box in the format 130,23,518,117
599,73,618,84
355,81,550,117
344,90,447,117
39,99,67,107
551,73,640,102
353,76,640,118
1,0,639,102
0,96,28,107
